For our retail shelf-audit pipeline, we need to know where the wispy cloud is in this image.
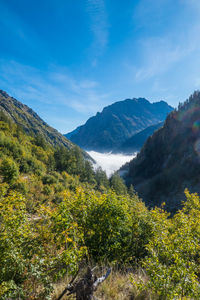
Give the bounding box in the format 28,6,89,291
86,0,109,65
134,38,182,81
131,1,200,82
133,38,193,81
0,60,110,116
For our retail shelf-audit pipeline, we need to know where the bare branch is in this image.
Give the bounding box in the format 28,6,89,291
93,268,111,289
56,266,111,300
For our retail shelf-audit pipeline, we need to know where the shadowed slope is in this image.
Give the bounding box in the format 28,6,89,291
123,91,200,212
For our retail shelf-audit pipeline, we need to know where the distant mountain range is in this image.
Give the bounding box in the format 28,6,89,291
65,98,173,153
122,91,200,212
0,90,73,149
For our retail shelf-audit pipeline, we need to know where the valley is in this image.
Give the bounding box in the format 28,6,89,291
1,1,200,298
1,89,200,299
87,150,136,177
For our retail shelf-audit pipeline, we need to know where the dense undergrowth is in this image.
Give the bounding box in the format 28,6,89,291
1,111,200,299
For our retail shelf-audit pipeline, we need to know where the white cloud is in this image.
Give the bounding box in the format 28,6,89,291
132,23,200,82
88,151,136,177
128,0,200,84
86,0,109,64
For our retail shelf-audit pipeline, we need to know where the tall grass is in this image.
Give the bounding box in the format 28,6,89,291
51,268,151,300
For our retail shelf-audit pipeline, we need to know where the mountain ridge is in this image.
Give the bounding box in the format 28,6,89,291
0,89,73,149
65,97,173,152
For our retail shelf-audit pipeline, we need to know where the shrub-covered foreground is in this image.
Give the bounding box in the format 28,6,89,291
1,183,200,299
0,182,147,299
1,112,200,299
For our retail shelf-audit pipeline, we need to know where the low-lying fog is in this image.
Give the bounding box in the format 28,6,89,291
87,151,137,177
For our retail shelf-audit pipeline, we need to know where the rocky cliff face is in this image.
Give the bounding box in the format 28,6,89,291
65,98,173,152
0,90,73,149
123,91,200,212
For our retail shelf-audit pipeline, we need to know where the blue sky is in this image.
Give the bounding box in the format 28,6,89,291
1,0,200,133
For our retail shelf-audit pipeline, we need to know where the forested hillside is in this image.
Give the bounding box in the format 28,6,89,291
0,90,73,149
123,91,200,212
0,108,130,203
115,122,163,154
1,92,200,299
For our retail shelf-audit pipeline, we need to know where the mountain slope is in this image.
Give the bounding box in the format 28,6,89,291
115,122,163,154
123,91,200,212
65,98,173,152
0,90,73,149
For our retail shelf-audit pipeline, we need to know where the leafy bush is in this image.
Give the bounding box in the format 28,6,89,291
0,185,86,299
42,174,58,185
57,187,151,263
139,190,200,299
0,157,19,184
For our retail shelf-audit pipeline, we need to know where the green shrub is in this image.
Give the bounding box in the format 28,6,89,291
140,190,200,299
0,157,19,184
42,174,58,185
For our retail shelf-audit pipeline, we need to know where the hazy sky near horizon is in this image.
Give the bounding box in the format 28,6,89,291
1,0,200,133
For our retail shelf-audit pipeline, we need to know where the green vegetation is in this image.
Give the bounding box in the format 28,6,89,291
1,108,200,299
0,111,126,206
0,90,73,149
0,157,19,184
131,190,200,299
